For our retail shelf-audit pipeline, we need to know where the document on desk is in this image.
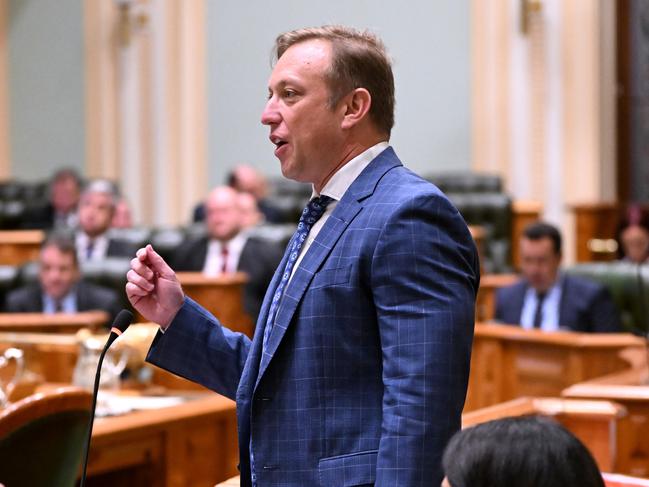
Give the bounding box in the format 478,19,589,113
96,392,186,416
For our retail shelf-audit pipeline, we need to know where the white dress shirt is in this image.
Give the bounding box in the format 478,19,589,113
76,232,109,263
203,232,248,276
289,141,390,281
42,290,77,314
520,279,562,331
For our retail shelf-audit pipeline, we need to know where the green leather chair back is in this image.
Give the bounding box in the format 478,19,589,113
0,388,92,487
564,262,649,334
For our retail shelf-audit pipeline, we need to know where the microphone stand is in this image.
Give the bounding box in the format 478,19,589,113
79,310,133,487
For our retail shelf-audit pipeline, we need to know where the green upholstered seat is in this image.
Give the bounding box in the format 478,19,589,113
564,262,649,334
0,387,92,487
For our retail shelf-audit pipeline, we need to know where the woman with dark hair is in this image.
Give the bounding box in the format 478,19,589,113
617,205,649,264
441,416,605,487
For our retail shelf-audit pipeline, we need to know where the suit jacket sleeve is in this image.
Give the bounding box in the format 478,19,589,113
4,286,41,313
146,297,251,400
371,193,478,486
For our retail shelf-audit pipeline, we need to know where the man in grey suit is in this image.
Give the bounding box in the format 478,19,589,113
5,234,122,324
173,186,283,321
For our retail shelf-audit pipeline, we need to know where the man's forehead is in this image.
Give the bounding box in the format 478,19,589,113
521,237,556,253
269,40,331,81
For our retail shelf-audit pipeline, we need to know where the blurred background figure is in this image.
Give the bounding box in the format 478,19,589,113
75,180,136,264
193,164,283,224
111,197,134,229
238,191,263,230
441,416,605,487
4,234,121,322
616,205,649,264
228,164,283,223
22,168,83,230
173,186,282,321
495,222,621,333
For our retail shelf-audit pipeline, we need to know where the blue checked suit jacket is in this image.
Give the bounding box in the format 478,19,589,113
147,148,480,486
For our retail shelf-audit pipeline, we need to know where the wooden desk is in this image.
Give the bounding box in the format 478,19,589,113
176,272,253,337
475,273,518,321
0,311,108,333
86,393,238,487
463,396,627,473
0,230,43,265
466,323,644,411
563,365,649,476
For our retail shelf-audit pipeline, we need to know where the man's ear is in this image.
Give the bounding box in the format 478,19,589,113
341,88,372,130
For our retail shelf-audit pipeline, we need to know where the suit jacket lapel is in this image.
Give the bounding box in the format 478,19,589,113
255,148,402,387
240,234,295,395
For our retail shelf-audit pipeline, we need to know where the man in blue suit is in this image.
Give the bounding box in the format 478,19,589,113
495,221,621,332
126,25,479,486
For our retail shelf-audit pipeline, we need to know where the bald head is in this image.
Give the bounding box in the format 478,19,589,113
238,192,263,229
230,165,267,199
205,186,242,241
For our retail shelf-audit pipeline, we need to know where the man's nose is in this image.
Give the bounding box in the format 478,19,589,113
261,98,280,126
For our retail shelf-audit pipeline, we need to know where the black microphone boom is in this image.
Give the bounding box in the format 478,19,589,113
79,309,134,487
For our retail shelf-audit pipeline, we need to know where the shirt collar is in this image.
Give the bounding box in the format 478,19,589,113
210,232,248,252
312,141,390,201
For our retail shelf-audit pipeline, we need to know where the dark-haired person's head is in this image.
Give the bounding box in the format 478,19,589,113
616,206,649,264
441,416,605,487
50,168,82,215
520,221,563,294
39,234,80,301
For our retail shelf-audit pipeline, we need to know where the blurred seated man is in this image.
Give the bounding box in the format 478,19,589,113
228,164,283,223
441,416,605,487
22,168,82,230
5,234,121,322
238,191,263,230
495,221,621,332
194,165,283,223
76,180,137,264
111,197,134,229
174,186,283,321
616,205,649,264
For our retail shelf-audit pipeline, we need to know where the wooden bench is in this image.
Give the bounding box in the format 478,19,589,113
466,323,644,411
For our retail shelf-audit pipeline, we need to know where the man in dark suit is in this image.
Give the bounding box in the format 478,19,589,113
75,180,136,264
5,234,122,323
495,222,621,332
126,25,479,486
173,186,283,321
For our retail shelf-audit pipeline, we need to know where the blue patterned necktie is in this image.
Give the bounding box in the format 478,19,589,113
262,195,333,350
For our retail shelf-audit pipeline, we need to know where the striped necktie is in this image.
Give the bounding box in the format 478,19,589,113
262,195,333,350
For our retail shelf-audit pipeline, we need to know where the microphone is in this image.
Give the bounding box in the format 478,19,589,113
79,309,134,487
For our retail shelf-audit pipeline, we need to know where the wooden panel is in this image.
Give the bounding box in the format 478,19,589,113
465,323,644,411
0,230,43,265
475,273,518,321
0,311,108,333
463,396,627,473
563,367,649,477
87,394,238,486
177,271,253,337
571,202,620,262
